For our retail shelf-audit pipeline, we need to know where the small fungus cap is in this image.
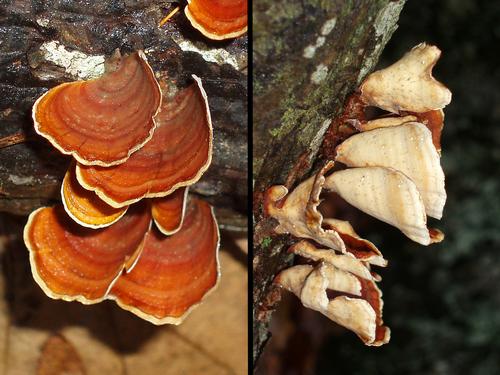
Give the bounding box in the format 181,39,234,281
360,43,452,113
185,0,248,40
33,51,162,166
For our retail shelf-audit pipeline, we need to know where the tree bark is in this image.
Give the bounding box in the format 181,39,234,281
0,0,247,231
252,0,406,365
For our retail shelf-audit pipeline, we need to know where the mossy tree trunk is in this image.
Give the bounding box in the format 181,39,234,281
252,0,406,365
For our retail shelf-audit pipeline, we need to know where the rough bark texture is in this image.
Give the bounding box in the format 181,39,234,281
0,0,247,231
252,0,406,364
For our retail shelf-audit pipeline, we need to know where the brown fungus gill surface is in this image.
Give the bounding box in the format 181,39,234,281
151,187,188,236
32,51,161,166
76,75,212,208
61,163,128,229
185,0,248,40
24,198,220,324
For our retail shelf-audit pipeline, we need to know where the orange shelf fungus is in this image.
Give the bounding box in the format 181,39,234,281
185,0,248,40
23,198,220,324
76,75,212,208
27,46,219,325
151,187,188,235
112,197,220,324
61,163,128,229
24,203,151,303
32,51,162,166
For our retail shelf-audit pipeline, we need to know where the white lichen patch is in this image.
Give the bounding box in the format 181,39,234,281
172,36,245,71
36,18,50,27
38,41,105,80
373,1,405,38
8,175,35,185
320,17,337,36
303,17,337,59
311,64,328,84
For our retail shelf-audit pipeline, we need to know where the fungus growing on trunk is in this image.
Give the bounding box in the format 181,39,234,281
335,122,446,219
324,167,443,246
268,43,452,346
76,76,212,208
185,0,248,40
25,47,219,324
360,43,451,113
32,51,161,166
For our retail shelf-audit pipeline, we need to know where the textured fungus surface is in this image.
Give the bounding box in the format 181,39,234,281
77,76,212,208
185,0,248,40
151,187,188,236
112,197,220,324
24,202,151,303
32,51,161,166
61,163,128,229
24,197,220,324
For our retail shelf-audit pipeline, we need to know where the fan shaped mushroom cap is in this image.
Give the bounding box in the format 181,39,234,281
24,202,151,303
185,0,248,40
335,122,446,219
76,75,212,208
325,167,443,245
151,187,188,235
360,43,451,113
61,163,128,229
24,197,220,324
264,162,346,252
32,51,162,166
111,197,220,325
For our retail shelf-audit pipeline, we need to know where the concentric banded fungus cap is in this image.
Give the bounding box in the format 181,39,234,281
185,0,248,40
360,43,452,113
23,202,151,303
23,197,220,324
325,167,444,245
151,187,188,235
77,75,212,208
32,51,162,166
111,197,220,324
335,122,446,219
61,163,128,229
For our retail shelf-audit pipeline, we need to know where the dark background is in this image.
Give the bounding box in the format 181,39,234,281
258,0,500,374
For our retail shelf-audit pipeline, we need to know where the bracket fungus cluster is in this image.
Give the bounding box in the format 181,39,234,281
185,0,248,40
266,43,452,345
24,50,219,324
